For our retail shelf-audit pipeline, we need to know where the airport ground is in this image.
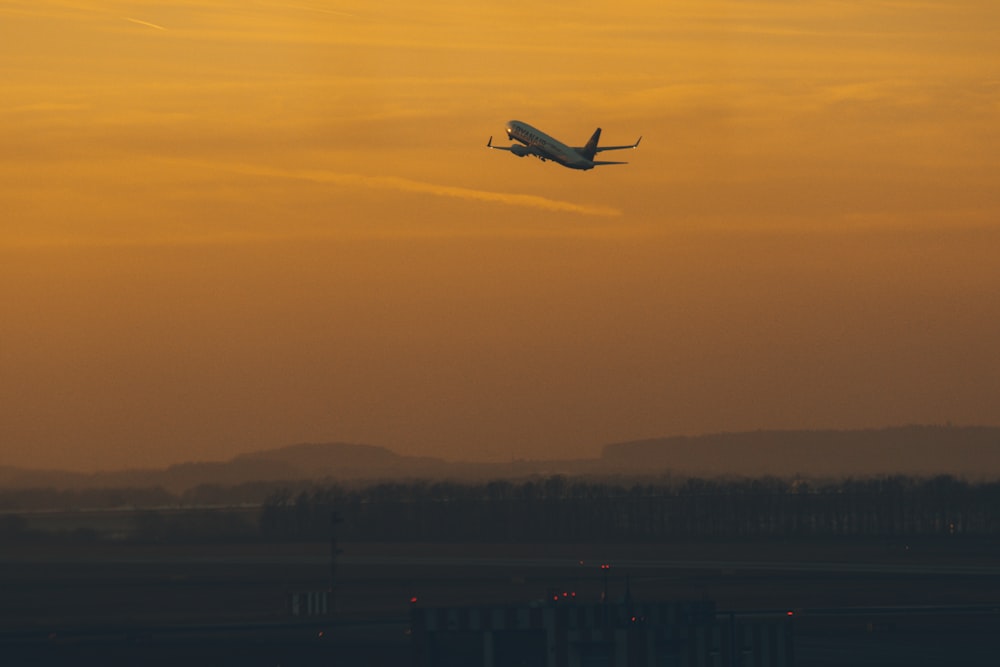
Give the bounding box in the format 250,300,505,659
2,538,1000,665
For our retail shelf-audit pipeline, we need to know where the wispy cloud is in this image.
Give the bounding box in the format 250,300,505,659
204,162,622,217
123,16,168,31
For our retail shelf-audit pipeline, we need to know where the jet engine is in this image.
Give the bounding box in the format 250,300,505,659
510,144,529,157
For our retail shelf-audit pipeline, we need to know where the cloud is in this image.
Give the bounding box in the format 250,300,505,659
204,162,623,217
123,17,168,31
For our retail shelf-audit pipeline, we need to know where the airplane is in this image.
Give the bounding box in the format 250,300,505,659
486,120,641,171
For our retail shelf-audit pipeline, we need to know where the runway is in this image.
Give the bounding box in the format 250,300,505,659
6,545,1000,578
4,541,1000,666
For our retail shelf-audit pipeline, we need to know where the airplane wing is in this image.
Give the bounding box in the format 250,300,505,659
594,136,642,153
591,160,629,166
486,136,513,151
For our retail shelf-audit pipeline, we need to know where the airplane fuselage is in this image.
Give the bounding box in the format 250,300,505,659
487,120,641,171
505,121,595,170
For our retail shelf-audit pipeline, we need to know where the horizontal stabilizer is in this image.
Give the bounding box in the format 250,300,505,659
592,160,628,166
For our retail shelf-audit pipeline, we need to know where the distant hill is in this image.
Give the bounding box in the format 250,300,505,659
0,466,91,490
601,425,1000,479
233,442,444,477
0,443,465,493
3,426,1000,494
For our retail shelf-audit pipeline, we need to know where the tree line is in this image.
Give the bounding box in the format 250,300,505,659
3,475,999,544
257,474,1000,542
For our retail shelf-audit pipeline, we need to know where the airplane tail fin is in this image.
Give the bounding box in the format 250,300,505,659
580,128,601,161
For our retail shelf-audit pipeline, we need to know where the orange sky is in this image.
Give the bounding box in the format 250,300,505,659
2,0,999,471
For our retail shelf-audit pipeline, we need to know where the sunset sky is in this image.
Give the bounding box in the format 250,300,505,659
2,0,999,471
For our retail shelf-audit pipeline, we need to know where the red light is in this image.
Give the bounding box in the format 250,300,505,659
410,597,418,604
786,611,794,616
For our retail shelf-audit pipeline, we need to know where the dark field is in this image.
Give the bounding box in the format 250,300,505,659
3,539,1000,665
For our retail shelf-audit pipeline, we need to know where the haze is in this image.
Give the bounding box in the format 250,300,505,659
2,0,999,472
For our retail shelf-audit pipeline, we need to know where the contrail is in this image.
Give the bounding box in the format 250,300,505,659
123,17,167,31
217,163,622,217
